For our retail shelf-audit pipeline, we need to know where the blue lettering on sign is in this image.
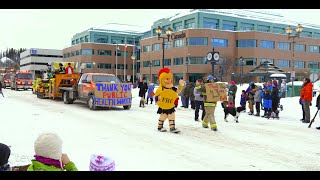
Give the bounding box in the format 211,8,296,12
96,83,121,92
95,98,131,106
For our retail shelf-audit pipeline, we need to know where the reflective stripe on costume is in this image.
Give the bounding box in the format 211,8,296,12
204,102,217,107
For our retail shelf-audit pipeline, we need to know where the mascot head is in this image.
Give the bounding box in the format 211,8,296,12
158,68,173,88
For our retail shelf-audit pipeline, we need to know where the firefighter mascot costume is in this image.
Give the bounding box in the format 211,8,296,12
155,68,184,133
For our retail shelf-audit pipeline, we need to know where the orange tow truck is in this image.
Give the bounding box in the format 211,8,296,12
59,73,132,110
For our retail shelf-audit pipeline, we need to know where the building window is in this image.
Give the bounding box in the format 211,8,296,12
211,38,228,47
173,22,183,31
308,62,319,69
115,64,127,69
240,23,254,31
85,36,89,42
164,42,171,49
72,40,75,45
152,43,161,51
260,58,274,64
308,45,319,53
294,44,306,52
278,42,290,51
115,51,128,57
174,39,184,48
143,45,151,52
187,37,208,46
260,40,274,49
277,60,290,68
143,61,151,67
314,33,320,39
97,63,112,69
273,27,285,34
294,60,305,68
81,49,94,55
173,57,183,65
67,53,70,57
86,63,94,69
189,57,207,64
203,18,219,29
80,37,84,43
239,58,256,66
257,25,270,32
152,60,160,67
223,20,237,31
236,40,257,48
95,38,108,43
163,59,171,66
76,50,79,56
301,31,312,38
97,50,112,56
76,39,79,44
63,54,67,58
71,51,75,57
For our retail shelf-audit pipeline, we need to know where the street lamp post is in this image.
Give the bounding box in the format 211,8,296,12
156,26,173,68
150,61,152,83
286,24,303,97
131,54,135,85
187,53,190,82
239,56,244,86
114,41,120,79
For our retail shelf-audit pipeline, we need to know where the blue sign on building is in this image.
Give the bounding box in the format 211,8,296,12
30,49,37,54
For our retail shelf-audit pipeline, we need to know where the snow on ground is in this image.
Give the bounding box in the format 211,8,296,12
1,85,320,171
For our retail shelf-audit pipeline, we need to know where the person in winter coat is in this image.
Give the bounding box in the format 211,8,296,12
271,80,280,118
183,82,193,108
65,63,74,74
281,81,287,98
27,132,78,171
316,91,320,130
189,82,195,109
262,88,272,118
0,81,4,97
146,83,155,104
229,81,237,102
178,82,186,108
300,77,313,123
193,79,206,121
138,78,148,108
246,82,256,115
240,90,247,108
0,143,11,171
254,86,262,116
198,75,218,131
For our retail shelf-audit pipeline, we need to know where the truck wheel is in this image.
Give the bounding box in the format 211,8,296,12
123,104,131,110
37,91,44,99
88,95,97,110
63,91,70,104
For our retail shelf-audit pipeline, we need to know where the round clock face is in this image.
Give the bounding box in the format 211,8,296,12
213,53,220,61
207,52,213,61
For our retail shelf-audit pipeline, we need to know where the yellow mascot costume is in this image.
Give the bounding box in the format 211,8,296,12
155,68,184,133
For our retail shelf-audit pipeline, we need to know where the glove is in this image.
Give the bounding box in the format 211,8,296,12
174,98,179,107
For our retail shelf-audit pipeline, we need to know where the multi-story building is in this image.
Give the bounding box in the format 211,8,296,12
140,9,320,83
20,48,63,78
63,23,147,82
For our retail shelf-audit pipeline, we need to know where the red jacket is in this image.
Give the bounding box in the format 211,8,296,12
65,66,74,74
300,82,313,102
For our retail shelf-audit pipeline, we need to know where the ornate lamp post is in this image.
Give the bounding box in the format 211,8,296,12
286,24,303,97
156,26,173,68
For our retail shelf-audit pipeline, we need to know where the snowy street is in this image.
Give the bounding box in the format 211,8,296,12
1,85,320,171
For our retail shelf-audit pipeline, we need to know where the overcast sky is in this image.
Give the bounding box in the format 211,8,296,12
1,9,320,52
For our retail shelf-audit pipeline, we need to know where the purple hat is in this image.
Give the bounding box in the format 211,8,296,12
273,80,278,87
89,154,115,171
